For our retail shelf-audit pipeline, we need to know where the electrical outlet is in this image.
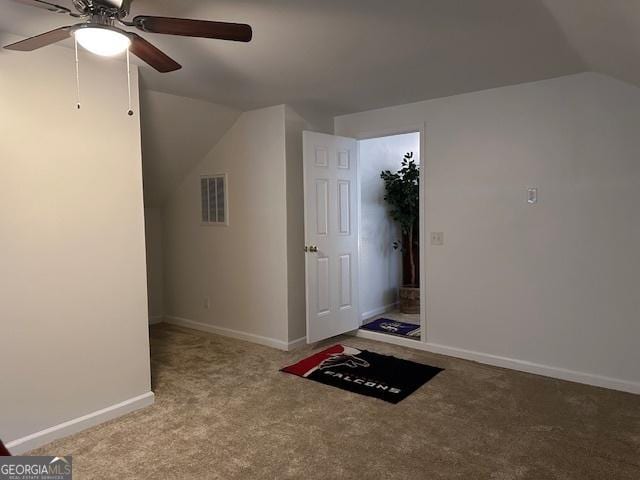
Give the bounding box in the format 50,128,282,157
431,232,444,246
204,297,210,309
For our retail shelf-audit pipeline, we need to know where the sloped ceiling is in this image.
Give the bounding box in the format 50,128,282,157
541,0,640,88
140,91,240,206
3,0,639,116
0,0,591,117
2,0,640,204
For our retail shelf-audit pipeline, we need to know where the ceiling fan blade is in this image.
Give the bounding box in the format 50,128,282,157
4,26,72,51
10,0,81,17
129,34,182,73
132,16,252,42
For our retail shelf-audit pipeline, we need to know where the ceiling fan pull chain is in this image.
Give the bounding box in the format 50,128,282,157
126,48,134,116
74,36,81,110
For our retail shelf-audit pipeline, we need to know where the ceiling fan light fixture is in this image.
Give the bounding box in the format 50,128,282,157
74,26,131,57
5,1,252,73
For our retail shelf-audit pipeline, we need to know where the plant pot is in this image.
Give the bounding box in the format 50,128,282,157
398,285,420,314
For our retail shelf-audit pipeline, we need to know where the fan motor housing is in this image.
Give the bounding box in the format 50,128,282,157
73,0,132,18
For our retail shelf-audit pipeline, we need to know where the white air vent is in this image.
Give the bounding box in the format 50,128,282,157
201,174,228,225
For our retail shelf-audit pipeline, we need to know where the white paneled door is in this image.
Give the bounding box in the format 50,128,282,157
303,131,359,343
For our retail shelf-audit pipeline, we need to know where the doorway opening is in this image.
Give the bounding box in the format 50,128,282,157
357,132,422,342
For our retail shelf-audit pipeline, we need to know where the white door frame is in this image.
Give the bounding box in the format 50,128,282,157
353,123,428,344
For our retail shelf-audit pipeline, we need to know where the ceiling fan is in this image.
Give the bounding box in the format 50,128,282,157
3,0,253,72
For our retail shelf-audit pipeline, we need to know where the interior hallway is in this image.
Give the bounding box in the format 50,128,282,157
31,324,640,479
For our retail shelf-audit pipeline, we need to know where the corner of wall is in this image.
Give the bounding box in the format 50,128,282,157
162,104,293,345
284,107,308,343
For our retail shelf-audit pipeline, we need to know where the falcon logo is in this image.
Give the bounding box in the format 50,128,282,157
380,321,402,333
318,353,370,370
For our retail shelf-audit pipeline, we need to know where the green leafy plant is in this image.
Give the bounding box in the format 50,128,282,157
380,152,419,286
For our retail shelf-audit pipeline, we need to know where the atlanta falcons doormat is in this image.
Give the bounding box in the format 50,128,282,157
361,318,421,338
281,345,443,403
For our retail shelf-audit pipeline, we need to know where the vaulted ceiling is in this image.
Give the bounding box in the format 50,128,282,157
139,91,240,206
0,0,589,115
2,0,639,205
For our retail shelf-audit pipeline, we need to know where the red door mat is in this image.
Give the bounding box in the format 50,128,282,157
281,344,443,403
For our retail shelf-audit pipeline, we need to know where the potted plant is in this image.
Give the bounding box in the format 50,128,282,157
380,152,420,314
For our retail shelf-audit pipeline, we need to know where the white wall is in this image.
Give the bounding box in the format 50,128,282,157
285,107,308,343
359,133,420,319
335,73,640,392
140,90,240,207
144,208,164,323
164,105,298,348
0,36,152,447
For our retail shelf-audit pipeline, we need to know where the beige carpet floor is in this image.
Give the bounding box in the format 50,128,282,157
31,323,640,479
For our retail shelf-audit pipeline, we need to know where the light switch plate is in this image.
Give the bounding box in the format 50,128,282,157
527,187,538,205
431,232,444,246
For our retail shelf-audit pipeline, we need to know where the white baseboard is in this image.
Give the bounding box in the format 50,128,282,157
6,392,155,455
148,316,164,325
352,330,640,396
360,302,399,322
286,336,308,351
355,328,422,347
165,316,297,351
423,342,640,395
